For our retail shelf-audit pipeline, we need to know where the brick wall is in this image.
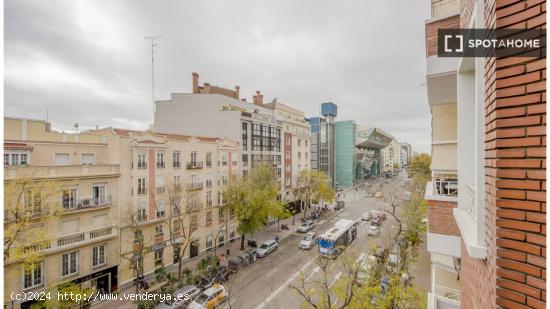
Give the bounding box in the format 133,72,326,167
425,15,460,57
461,0,476,28
461,0,547,308
427,199,460,235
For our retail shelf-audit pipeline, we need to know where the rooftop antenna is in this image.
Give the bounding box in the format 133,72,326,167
145,35,162,115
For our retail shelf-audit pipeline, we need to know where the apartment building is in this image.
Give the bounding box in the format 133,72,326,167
381,139,402,174
88,127,240,289
4,118,120,309
262,99,311,201
308,102,338,187
398,142,412,168
334,120,357,189
154,73,283,190
424,0,546,308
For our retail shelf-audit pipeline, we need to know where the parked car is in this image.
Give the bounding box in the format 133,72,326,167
371,211,386,221
257,240,278,257
155,285,202,309
297,221,315,233
371,217,381,226
360,212,372,221
374,191,383,198
299,232,316,250
366,192,374,198
188,284,227,309
367,224,380,236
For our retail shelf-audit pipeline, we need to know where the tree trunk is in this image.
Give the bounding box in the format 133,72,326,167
240,233,245,250
178,257,183,281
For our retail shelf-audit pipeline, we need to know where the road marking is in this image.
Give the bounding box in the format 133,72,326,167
256,258,316,309
305,266,320,281
267,268,278,277
329,272,342,288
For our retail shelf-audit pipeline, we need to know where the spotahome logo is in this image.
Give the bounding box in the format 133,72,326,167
438,28,546,57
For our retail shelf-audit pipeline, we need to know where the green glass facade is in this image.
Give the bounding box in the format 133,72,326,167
335,120,356,189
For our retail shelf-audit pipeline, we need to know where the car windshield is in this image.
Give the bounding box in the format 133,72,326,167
303,235,313,241
196,293,209,304
260,243,269,249
370,226,377,230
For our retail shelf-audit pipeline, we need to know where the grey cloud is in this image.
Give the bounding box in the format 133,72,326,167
5,0,431,153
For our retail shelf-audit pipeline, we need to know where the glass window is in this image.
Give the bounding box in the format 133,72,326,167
23,262,43,289
61,251,78,277
92,245,106,267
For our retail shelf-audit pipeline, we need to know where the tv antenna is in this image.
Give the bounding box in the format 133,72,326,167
145,35,162,113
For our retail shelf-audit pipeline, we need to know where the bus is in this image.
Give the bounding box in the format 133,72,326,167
317,219,359,257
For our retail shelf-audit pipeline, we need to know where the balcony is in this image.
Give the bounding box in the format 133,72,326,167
186,203,203,213
7,225,118,263
187,182,203,191
425,178,458,203
4,164,120,180
62,196,112,213
428,260,461,309
186,161,203,169
430,0,460,18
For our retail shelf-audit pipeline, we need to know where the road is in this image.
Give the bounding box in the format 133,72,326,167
224,173,410,309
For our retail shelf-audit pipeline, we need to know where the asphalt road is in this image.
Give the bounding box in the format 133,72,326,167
223,174,410,309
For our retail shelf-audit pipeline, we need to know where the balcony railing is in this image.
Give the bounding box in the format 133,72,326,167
186,161,203,169
431,0,460,18
187,182,203,191
8,225,117,262
63,196,112,212
432,179,458,197
4,164,120,179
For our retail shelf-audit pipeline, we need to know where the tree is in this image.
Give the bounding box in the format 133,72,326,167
4,175,60,263
226,164,286,250
295,170,335,219
120,204,149,293
153,179,202,281
408,154,431,194
291,250,367,309
30,282,95,309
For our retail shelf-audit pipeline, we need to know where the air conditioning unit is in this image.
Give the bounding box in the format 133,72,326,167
80,198,93,207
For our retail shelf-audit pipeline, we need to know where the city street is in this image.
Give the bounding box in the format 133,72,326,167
222,173,427,309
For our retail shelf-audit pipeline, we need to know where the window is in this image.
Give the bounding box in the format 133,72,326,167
174,175,181,185
62,188,77,210
242,154,248,167
218,232,225,247
24,190,42,215
298,152,301,159
305,140,308,147
205,179,212,188
137,207,147,222
190,152,197,165
5,152,29,166
206,152,212,168
297,139,301,146
221,175,228,185
206,191,212,207
155,224,163,237
137,178,147,195
206,235,213,250
134,230,144,244
190,215,198,230
218,207,225,221
137,154,147,169
92,244,106,267
81,153,95,165
173,152,181,168
23,262,43,289
61,251,78,277
156,200,165,218
206,211,212,226
156,176,165,194
92,184,107,205
454,1,487,259
221,154,227,166
156,152,165,168
54,153,70,166
154,250,163,266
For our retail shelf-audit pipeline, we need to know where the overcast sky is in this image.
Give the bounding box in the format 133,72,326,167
5,0,431,153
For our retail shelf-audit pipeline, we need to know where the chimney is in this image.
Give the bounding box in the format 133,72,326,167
235,86,240,99
192,72,199,94
253,90,263,106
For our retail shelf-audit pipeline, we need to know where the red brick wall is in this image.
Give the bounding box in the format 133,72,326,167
461,0,476,28
425,15,460,57
427,199,460,236
461,0,547,308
